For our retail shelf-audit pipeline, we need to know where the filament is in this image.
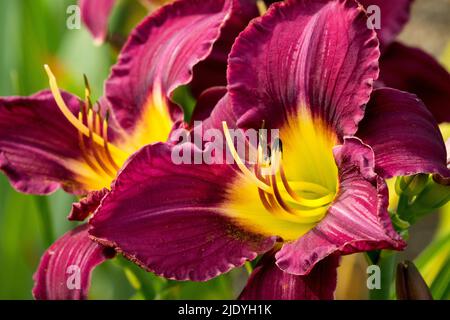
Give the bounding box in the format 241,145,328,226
223,121,336,222
44,65,127,159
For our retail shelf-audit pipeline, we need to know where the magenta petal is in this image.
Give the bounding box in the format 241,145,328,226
90,143,275,281
276,137,405,275
0,90,90,195
358,88,448,179
228,0,379,136
190,0,259,97
105,0,234,132
33,224,115,300
358,0,413,49
239,251,339,300
190,86,227,124
69,188,109,221
379,42,450,123
79,0,116,44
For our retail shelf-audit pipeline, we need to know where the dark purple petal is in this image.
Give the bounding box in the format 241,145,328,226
190,86,227,124
357,88,449,179
265,0,413,49
228,0,379,137
190,0,259,97
69,188,109,221
79,0,116,44
378,42,450,123
239,251,339,300
105,0,235,134
33,224,115,300
90,143,275,281
358,0,413,49
276,137,405,275
0,90,92,195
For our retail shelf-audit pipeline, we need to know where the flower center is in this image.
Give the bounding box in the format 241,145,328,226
223,122,335,225
221,110,338,241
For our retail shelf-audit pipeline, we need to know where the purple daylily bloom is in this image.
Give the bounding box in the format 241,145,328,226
87,0,448,300
0,0,257,299
265,0,450,124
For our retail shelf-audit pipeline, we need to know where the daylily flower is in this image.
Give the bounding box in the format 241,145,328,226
85,0,449,300
0,0,259,299
264,0,450,124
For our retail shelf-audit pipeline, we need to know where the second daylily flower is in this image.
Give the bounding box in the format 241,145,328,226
0,0,258,299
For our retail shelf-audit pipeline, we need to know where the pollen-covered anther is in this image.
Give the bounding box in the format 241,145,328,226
44,65,126,177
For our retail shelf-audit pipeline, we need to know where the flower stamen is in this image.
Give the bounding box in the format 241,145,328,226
87,107,115,177
222,121,272,192
223,121,335,223
77,106,103,175
102,111,121,172
44,65,128,160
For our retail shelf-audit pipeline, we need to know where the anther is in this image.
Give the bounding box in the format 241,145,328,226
44,65,128,159
87,108,115,177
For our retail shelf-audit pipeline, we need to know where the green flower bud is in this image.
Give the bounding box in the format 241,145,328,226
395,174,429,197
413,175,450,213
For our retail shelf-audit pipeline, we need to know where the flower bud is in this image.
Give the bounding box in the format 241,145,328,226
396,261,433,300
413,176,450,212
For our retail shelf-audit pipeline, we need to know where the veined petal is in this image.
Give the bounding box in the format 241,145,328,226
357,88,449,179
105,0,235,153
239,251,339,300
90,143,276,281
357,0,413,49
228,0,379,137
378,42,450,124
79,0,116,45
276,137,405,275
190,0,260,97
33,224,115,300
0,91,119,195
265,0,413,49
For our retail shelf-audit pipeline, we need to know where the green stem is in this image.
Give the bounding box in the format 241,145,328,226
34,196,54,247
369,251,397,300
397,194,410,221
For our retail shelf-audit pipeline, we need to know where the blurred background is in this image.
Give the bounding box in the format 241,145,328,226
0,0,449,299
